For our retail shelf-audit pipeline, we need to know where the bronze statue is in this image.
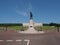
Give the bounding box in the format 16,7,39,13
30,11,33,19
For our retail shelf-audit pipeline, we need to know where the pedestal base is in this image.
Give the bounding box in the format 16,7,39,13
18,29,44,34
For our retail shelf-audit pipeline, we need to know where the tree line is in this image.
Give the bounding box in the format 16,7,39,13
0,23,22,27
43,23,60,27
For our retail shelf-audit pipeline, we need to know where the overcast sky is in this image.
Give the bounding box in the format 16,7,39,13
0,0,60,23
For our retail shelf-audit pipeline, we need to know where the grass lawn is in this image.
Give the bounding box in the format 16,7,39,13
0,26,23,32
8,26,22,31
0,26,56,32
42,26,55,31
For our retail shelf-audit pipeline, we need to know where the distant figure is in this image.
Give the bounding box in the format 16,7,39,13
30,11,33,19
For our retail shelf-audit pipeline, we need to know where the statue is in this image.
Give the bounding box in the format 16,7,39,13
30,11,33,19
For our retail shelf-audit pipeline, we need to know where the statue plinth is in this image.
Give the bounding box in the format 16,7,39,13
26,19,37,32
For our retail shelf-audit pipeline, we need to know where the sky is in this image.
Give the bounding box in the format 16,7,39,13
0,0,60,23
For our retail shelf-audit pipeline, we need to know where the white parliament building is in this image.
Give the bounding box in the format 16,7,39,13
23,22,43,27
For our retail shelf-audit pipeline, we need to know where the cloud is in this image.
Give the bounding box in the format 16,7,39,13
16,2,33,16
16,10,27,16
26,2,33,13
16,4,28,16
29,3,32,11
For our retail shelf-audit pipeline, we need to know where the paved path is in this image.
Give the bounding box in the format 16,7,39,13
0,31,60,45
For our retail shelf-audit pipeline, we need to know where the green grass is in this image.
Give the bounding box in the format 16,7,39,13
0,26,23,32
8,26,22,31
34,26,55,31
42,26,55,31
0,26,56,32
